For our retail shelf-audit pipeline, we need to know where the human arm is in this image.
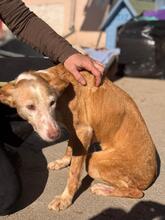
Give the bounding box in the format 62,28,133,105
0,0,77,63
0,0,104,85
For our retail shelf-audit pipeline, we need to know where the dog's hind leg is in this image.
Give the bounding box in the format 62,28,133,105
48,143,72,170
90,183,143,198
86,150,144,199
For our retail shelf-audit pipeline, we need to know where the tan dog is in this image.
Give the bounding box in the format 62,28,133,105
0,64,157,211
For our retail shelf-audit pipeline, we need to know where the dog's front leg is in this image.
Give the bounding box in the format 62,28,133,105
48,126,93,211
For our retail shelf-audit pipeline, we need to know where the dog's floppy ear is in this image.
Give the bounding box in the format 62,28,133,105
36,64,78,94
48,64,78,90
37,64,72,94
0,82,16,107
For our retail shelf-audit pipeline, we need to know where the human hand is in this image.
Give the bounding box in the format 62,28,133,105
64,53,104,86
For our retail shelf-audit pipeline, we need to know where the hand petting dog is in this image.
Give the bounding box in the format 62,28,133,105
64,53,104,86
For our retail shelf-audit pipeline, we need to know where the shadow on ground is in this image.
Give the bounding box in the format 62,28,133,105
90,201,165,220
10,129,68,213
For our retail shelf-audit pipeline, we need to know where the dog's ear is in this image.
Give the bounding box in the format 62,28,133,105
55,64,78,86
38,71,68,94
36,64,78,94
49,64,78,88
49,78,69,94
37,64,73,94
0,82,16,107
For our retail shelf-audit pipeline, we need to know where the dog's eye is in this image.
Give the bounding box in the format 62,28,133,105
26,104,36,111
50,100,55,107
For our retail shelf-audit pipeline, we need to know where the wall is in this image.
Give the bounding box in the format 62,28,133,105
24,0,107,48
67,0,108,48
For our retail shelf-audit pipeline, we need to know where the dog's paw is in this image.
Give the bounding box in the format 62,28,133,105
48,195,72,211
48,158,70,170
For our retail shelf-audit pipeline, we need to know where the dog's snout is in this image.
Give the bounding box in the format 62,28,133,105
47,128,60,140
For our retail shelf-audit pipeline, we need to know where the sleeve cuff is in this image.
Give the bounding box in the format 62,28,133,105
57,46,79,63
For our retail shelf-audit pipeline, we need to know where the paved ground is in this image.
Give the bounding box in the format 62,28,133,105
1,77,165,220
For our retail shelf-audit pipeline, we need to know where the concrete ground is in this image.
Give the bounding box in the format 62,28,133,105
1,77,165,220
